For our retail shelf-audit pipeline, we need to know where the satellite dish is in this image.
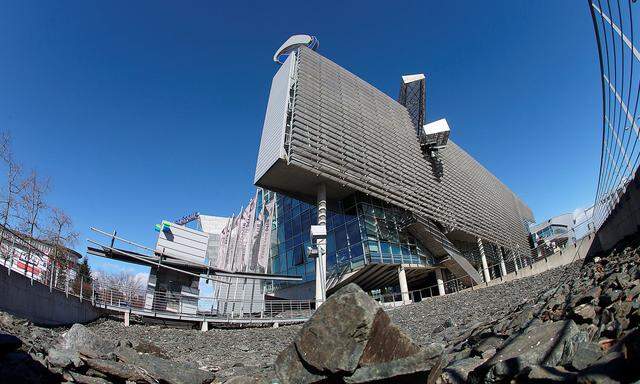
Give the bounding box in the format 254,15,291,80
273,34,319,64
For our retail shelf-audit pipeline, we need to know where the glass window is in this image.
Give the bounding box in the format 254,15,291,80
350,242,364,258
286,249,294,268
346,219,361,244
335,226,348,250
368,240,380,255
326,232,336,255
293,245,304,266
292,216,301,236
337,248,350,264
380,241,391,255
327,251,336,267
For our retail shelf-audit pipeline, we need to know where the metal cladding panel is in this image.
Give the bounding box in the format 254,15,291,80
284,46,531,252
156,222,209,265
254,53,295,184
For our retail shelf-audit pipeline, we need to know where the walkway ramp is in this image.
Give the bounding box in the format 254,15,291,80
401,212,482,286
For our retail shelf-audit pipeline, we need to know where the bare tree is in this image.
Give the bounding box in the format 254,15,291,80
93,270,147,307
47,206,79,284
18,170,50,272
18,170,50,239
0,131,23,247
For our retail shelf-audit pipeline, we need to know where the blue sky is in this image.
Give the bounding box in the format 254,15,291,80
0,1,601,278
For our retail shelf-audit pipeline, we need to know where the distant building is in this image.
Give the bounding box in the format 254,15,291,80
0,224,82,283
529,206,594,260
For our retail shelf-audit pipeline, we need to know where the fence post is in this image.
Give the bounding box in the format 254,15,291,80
65,278,69,298
80,278,83,302
49,265,54,292
8,238,14,275
92,283,95,306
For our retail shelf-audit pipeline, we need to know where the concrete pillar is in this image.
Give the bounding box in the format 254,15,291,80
498,247,508,277
200,320,208,332
511,247,519,272
477,237,491,283
315,183,327,305
435,268,446,296
398,265,410,304
124,311,130,327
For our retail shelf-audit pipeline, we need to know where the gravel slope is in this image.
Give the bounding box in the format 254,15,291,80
86,260,583,381
389,260,583,348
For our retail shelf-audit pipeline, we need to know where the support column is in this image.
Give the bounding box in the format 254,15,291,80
124,311,130,327
315,183,327,305
398,265,410,304
511,247,519,272
477,237,491,283
435,268,446,296
499,247,507,277
200,320,209,332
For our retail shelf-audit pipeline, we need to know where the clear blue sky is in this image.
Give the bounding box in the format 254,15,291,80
0,1,601,276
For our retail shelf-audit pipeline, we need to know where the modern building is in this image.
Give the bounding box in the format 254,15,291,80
0,224,81,284
88,34,535,312
529,205,594,260
253,35,534,302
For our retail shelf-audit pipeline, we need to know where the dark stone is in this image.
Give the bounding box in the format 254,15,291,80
224,376,263,384
572,286,602,307
46,347,83,369
600,289,621,307
294,284,381,374
132,340,170,359
274,343,326,384
294,284,421,376
114,345,216,384
59,324,118,359
343,348,445,384
441,357,485,384
519,365,577,382
469,320,586,383
612,301,632,319
571,304,597,324
63,371,112,384
0,333,22,354
570,342,603,370
84,358,151,382
470,336,503,357
358,310,421,366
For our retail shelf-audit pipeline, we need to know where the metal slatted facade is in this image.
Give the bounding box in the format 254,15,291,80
257,46,532,256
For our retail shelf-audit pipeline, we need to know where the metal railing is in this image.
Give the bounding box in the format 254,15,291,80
589,0,640,228
371,234,591,309
0,225,316,324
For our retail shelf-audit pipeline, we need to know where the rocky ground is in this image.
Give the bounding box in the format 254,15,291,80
0,235,638,383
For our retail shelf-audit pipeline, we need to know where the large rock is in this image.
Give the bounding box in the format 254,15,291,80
343,348,444,384
469,320,587,383
58,324,118,359
276,284,442,383
114,345,216,384
294,284,382,374
274,343,327,384
294,284,421,374
84,358,152,382
441,357,486,384
46,347,84,369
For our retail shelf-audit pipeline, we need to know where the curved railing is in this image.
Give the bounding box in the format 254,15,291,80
589,0,640,228
0,225,316,325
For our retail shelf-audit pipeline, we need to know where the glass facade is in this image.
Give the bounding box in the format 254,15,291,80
265,189,435,285
534,224,569,241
